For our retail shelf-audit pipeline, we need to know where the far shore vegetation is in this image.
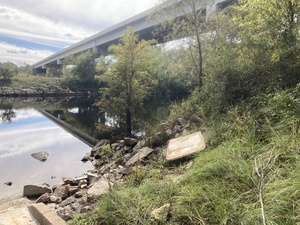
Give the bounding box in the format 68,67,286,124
1,0,300,224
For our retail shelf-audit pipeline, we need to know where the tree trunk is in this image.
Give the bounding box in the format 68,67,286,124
126,107,132,136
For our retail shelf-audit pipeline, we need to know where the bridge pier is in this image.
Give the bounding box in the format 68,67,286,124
206,0,233,16
45,65,63,77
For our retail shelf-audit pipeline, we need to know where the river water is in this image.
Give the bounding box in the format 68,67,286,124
0,97,169,199
0,98,95,200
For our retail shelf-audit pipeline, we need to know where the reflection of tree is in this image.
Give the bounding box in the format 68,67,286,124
0,104,16,123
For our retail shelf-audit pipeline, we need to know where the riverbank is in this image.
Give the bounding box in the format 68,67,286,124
0,75,97,97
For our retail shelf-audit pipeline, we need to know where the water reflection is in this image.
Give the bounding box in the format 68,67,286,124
0,108,93,200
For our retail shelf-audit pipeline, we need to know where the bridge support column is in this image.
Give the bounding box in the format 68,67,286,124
45,65,63,77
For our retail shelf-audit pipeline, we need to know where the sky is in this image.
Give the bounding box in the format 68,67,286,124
0,0,159,66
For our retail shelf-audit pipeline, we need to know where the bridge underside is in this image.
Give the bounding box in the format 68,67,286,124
33,0,233,74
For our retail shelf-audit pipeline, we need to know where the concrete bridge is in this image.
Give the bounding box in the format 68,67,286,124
33,0,232,73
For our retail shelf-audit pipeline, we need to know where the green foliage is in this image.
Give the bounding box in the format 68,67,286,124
233,0,300,88
62,51,98,91
18,64,32,75
152,0,210,87
0,74,63,91
0,62,18,80
96,27,161,135
71,86,300,224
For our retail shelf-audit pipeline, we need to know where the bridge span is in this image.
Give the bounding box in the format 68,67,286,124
33,0,231,73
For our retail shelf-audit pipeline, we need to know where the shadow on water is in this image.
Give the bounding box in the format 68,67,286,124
0,96,171,142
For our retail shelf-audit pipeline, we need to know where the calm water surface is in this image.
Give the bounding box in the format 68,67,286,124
0,107,93,199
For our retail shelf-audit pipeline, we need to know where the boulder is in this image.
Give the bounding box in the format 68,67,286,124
4,181,12,186
151,203,171,221
31,151,49,162
87,179,110,200
81,152,91,162
35,193,50,203
124,137,138,148
53,185,69,199
125,147,154,167
68,185,79,195
50,195,62,204
23,184,52,197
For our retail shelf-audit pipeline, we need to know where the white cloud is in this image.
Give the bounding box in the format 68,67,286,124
0,0,159,65
0,42,54,65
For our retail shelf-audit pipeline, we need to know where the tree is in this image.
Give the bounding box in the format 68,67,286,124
152,0,211,88
0,62,18,79
233,0,300,88
97,27,160,135
62,51,97,91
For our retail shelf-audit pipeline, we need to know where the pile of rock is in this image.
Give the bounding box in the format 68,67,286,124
22,116,203,221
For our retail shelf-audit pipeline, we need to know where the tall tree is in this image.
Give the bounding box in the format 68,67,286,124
233,0,300,88
62,50,97,91
97,27,160,135
152,0,211,88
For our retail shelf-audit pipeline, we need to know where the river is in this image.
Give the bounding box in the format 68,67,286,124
0,97,169,199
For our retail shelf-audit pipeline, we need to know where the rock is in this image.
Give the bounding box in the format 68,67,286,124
95,139,110,147
151,203,171,221
60,196,76,207
74,191,83,198
87,179,110,200
35,192,50,203
124,137,138,148
62,177,77,185
190,115,201,124
31,151,49,162
68,185,79,195
111,143,123,151
53,185,69,199
133,140,146,152
125,147,154,167
119,167,133,175
50,195,62,204
81,152,91,162
23,184,52,197
74,175,88,182
4,181,12,186
86,172,98,183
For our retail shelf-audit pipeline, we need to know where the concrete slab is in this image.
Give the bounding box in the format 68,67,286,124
0,197,38,225
27,203,66,225
166,131,205,161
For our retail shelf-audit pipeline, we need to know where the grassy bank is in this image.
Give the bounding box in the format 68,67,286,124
70,85,300,225
0,74,63,92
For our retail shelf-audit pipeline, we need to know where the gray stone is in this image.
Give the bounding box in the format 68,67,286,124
68,185,79,195
53,185,69,199
31,151,49,162
125,147,154,166
4,181,12,186
74,191,83,198
124,137,138,147
23,184,52,197
74,175,88,182
62,177,77,185
81,152,91,162
59,196,76,207
35,193,50,203
119,167,133,175
87,179,110,200
49,195,58,203
151,203,171,221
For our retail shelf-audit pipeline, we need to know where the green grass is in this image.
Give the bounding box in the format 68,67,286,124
0,74,63,91
69,86,300,225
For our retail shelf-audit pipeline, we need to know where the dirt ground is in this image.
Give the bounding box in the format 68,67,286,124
0,196,39,225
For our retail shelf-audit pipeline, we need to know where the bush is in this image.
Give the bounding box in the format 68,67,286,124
0,62,18,79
